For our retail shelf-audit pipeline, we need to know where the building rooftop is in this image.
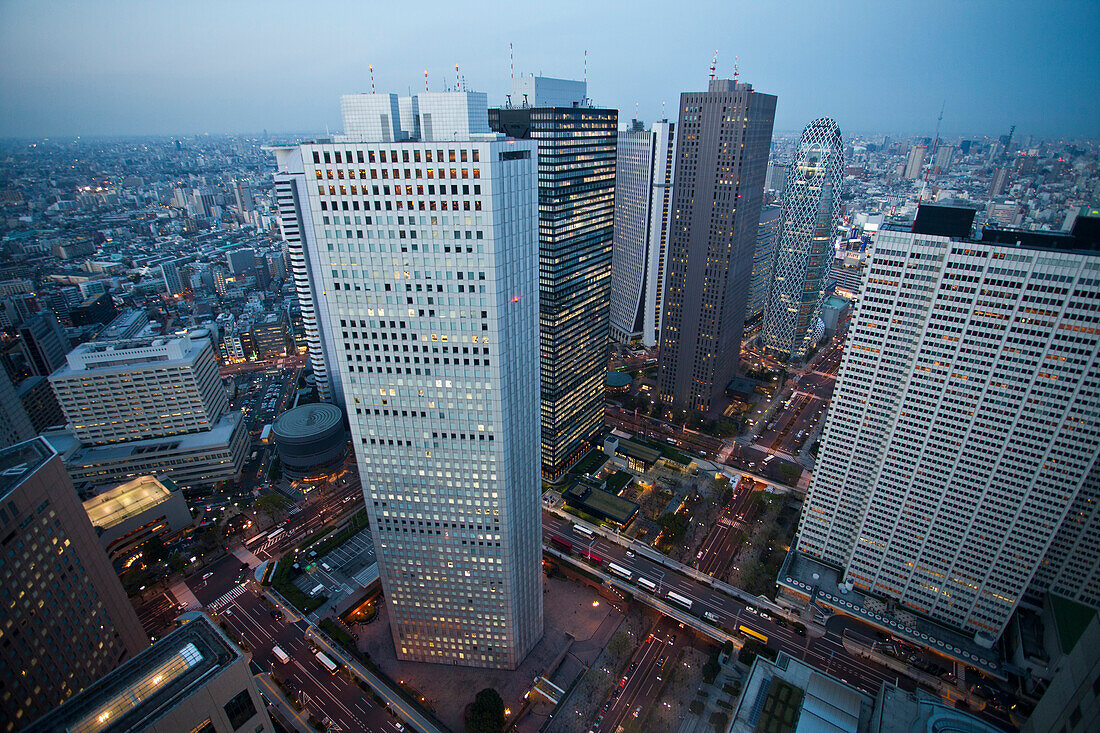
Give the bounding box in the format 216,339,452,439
43,412,243,463
0,437,55,502
31,614,241,733
896,203,1100,255
613,438,662,465
84,476,176,531
55,333,208,374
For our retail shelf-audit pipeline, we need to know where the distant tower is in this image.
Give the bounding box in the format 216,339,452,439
904,145,926,179
657,78,777,412
761,118,844,362
609,120,676,347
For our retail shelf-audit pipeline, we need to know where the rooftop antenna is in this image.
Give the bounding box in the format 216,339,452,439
709,50,718,80
733,56,739,84
661,100,666,120
455,64,460,92
424,70,429,92
584,50,587,83
635,101,639,121
510,42,514,80
369,65,375,95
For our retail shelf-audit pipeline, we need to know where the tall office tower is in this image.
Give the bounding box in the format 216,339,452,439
904,144,926,179
765,162,788,193
0,438,148,732
272,90,544,669
656,79,776,412
761,118,845,362
795,206,1100,640
18,311,70,377
161,260,184,295
31,614,272,733
0,366,34,448
233,179,255,213
745,205,782,328
989,166,1009,196
272,139,344,406
50,334,228,445
609,119,676,346
489,76,617,479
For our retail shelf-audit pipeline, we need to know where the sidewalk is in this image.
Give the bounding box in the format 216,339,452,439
254,672,314,733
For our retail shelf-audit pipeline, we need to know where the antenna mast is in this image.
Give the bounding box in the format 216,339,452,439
709,50,718,80
919,101,945,201
369,65,375,94
424,70,429,92
584,50,587,83
510,42,514,80
733,56,739,84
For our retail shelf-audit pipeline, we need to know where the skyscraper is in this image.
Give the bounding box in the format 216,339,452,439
273,139,344,406
761,118,844,361
657,79,776,412
745,205,782,329
609,119,676,347
793,206,1100,640
0,366,34,449
0,438,148,732
272,89,544,669
489,76,617,480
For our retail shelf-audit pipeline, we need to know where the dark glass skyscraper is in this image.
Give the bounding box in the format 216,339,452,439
490,83,617,481
657,79,776,412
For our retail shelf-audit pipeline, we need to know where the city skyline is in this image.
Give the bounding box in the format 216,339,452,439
1,1,1098,140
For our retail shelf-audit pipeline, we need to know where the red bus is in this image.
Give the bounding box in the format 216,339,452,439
550,536,573,554
580,549,604,566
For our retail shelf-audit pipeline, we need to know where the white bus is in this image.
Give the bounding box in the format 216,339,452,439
637,577,658,593
703,611,720,624
314,650,338,674
308,584,325,597
272,645,290,664
266,527,286,542
666,590,693,610
607,562,632,580
573,524,594,538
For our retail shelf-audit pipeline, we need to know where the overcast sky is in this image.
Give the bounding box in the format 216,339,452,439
1,0,1097,140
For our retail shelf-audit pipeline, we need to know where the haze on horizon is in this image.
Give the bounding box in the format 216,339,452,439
1,0,1097,141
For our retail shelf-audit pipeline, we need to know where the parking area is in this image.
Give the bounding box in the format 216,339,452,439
291,526,376,604
322,527,376,577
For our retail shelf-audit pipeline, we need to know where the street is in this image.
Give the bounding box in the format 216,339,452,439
594,617,686,732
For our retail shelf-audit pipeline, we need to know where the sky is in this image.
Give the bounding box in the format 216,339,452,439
1,0,1097,140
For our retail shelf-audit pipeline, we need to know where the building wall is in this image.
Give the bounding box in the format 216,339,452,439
0,440,148,733
657,80,776,412
609,121,676,347
1022,613,1100,733
746,206,782,326
0,367,34,449
797,228,1100,638
489,105,618,480
290,131,544,669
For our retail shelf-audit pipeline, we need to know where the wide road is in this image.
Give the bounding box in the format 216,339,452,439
219,586,403,732
246,479,365,561
696,476,754,576
594,616,687,732
544,512,908,698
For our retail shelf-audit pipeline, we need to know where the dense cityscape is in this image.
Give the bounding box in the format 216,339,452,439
1,5,1098,733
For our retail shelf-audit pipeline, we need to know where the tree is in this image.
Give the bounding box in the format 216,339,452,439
702,653,721,684
657,512,689,541
255,492,291,518
142,536,168,564
168,552,187,574
465,688,505,733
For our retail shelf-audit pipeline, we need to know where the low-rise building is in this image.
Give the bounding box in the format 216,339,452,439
31,613,273,733
83,475,193,568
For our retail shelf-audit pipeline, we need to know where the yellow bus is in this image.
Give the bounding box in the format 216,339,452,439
738,625,769,644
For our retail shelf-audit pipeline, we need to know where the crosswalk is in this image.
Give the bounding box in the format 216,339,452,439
208,584,248,612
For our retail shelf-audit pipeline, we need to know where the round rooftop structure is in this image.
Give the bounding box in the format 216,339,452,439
605,371,633,391
272,403,346,480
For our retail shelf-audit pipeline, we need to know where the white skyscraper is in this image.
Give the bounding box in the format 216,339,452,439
272,90,543,669
609,120,676,346
793,206,1100,641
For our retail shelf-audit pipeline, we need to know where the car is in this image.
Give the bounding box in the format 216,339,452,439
657,656,666,668
625,550,634,558
202,572,213,580
745,606,757,614
633,706,642,718
760,612,772,621
270,610,282,620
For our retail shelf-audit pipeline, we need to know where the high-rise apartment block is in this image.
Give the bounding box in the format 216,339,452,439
745,205,782,328
44,333,247,489
272,89,544,669
904,144,926,179
609,119,676,347
50,334,228,445
489,76,617,479
0,438,148,732
761,118,844,361
794,206,1100,640
161,260,185,295
657,79,776,412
